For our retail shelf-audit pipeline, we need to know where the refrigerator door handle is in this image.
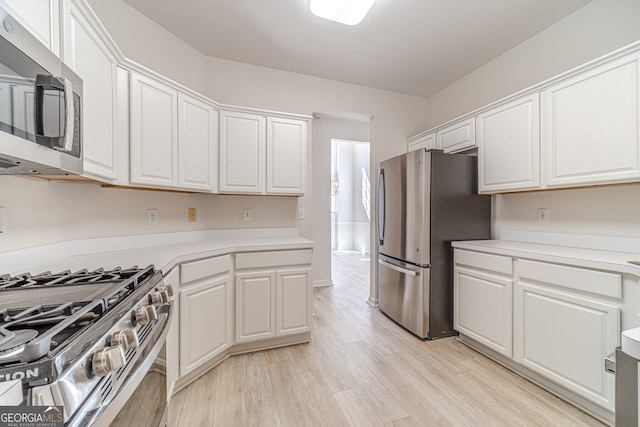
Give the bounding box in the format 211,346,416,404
378,259,418,276
377,168,385,245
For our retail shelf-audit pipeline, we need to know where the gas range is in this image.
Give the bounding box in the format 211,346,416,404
0,265,174,426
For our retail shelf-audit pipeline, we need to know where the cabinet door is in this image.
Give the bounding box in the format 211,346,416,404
514,280,619,411
235,270,276,343
0,0,60,55
477,94,540,193
454,266,513,357
180,275,232,377
544,52,640,187
219,111,266,194
130,73,178,188
437,118,475,153
408,132,436,152
266,117,307,195
178,94,218,192
276,267,312,336
64,2,119,181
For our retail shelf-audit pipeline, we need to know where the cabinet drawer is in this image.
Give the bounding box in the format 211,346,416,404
236,249,312,269
454,249,513,275
518,260,621,299
181,255,232,284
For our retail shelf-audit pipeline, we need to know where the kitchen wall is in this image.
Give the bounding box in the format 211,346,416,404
425,0,640,241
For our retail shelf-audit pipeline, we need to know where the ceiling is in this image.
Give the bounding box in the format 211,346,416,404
121,0,593,98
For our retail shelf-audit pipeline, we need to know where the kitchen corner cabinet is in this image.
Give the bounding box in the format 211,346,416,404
453,249,513,357
130,73,218,191
179,255,233,377
437,117,475,153
130,73,179,188
543,52,640,188
64,1,122,182
477,94,540,193
219,110,308,195
235,250,312,344
0,0,60,55
407,132,436,152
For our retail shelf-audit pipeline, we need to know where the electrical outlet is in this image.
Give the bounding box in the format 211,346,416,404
147,209,158,225
0,207,6,235
298,207,306,220
243,209,252,221
537,208,549,222
188,208,197,222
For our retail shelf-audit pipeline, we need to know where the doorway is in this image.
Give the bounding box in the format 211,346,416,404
330,138,371,289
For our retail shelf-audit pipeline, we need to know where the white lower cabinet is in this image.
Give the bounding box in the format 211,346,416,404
453,249,513,357
514,260,620,411
235,270,276,342
235,250,312,344
178,255,233,377
454,249,622,414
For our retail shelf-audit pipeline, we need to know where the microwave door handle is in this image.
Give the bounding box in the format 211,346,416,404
33,74,64,139
61,77,74,152
377,168,385,245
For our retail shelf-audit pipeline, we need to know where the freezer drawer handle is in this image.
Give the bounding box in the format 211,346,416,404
378,259,418,276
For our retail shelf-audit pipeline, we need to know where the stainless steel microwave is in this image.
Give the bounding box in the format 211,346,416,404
0,6,82,175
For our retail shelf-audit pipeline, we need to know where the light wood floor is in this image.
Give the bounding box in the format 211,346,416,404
168,251,604,426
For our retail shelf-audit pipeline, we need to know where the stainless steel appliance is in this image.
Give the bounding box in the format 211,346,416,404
0,265,174,426
376,149,490,339
0,5,82,175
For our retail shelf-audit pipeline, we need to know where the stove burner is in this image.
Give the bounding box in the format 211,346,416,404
0,328,38,362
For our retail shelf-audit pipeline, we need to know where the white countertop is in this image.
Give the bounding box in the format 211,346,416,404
0,228,314,276
452,239,640,276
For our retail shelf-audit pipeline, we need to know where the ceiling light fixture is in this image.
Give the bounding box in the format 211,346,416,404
309,0,376,26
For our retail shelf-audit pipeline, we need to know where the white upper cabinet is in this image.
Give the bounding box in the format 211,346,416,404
130,72,179,188
178,94,218,192
219,110,266,194
437,117,476,153
477,94,540,193
220,111,308,195
63,1,121,182
0,0,60,55
408,132,436,152
543,52,640,188
266,117,306,195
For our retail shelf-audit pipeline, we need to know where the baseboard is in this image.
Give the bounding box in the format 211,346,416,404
313,279,333,287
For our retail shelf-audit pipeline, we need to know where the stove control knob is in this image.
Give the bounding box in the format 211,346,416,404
158,284,174,298
110,329,139,351
134,305,157,326
92,346,126,377
149,291,166,308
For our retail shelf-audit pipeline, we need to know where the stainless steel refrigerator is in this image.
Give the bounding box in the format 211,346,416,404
376,149,491,339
